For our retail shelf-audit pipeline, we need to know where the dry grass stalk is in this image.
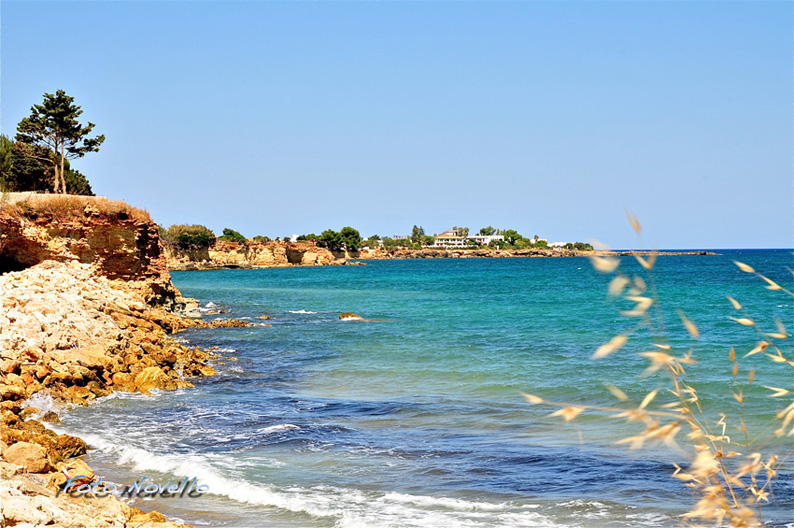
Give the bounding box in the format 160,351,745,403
0,194,151,223
524,217,793,526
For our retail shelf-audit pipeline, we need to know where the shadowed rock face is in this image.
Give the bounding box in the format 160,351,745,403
166,240,341,270
0,200,181,308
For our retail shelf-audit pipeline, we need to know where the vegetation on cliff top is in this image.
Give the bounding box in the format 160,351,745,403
317,227,362,252
0,194,150,223
2,90,104,195
1,135,94,196
156,222,594,254
160,224,216,250
218,228,248,245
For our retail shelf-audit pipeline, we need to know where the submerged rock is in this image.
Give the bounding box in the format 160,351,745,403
209,318,253,328
41,411,60,423
339,312,363,320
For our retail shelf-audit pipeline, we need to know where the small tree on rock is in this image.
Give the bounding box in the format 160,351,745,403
15,90,105,194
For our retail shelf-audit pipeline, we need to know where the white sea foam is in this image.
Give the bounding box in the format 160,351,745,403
556,499,611,520
289,310,317,314
258,424,300,435
53,430,559,527
625,512,671,526
381,492,510,512
22,392,60,417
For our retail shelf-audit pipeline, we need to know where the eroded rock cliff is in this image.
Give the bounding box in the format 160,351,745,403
0,194,184,308
166,240,346,270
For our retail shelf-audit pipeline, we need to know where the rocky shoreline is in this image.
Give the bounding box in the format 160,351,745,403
0,261,249,528
0,195,256,527
0,260,250,527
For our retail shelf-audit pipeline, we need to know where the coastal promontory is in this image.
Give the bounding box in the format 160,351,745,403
0,194,238,527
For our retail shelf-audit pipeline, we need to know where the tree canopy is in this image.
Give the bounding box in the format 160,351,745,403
218,228,248,244
411,225,425,243
317,227,362,251
14,90,104,194
0,134,94,195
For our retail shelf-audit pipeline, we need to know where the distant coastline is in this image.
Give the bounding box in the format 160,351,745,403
165,240,718,272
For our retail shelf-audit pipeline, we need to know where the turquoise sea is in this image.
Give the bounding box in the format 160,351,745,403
49,251,792,527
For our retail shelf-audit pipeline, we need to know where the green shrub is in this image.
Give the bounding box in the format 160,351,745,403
218,228,247,244
564,241,594,251
252,235,271,243
162,224,216,249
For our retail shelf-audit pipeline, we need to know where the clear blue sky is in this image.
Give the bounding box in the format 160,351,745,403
2,1,791,249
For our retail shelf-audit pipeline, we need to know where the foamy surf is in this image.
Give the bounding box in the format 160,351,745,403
289,310,317,314
52,429,559,528
259,424,301,435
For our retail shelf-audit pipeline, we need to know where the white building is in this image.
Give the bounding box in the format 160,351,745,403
433,230,466,247
468,234,505,246
433,229,505,248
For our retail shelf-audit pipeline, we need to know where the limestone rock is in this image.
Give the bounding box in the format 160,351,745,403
3,441,52,473
0,461,23,478
59,458,94,481
1,495,54,526
209,318,253,328
134,366,177,393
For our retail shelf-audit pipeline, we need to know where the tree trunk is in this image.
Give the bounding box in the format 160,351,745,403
51,162,60,193
60,144,66,194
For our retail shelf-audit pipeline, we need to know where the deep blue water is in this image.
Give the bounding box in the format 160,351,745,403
48,251,793,527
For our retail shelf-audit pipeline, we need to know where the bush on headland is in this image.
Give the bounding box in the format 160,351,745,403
316,227,362,252
160,224,216,250
563,241,594,251
217,228,248,244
